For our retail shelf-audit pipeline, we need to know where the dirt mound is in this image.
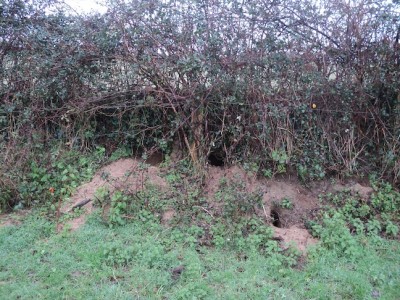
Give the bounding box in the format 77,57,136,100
203,166,320,252
60,159,373,253
308,178,374,199
331,182,374,200
59,158,167,231
204,165,262,197
263,180,320,227
274,225,318,252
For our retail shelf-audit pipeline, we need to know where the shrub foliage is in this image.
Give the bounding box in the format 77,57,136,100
1,0,400,193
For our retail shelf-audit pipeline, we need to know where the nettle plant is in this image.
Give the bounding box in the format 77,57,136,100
95,187,128,227
17,150,101,211
279,198,294,210
207,177,300,260
217,178,263,221
95,182,170,228
312,180,400,240
271,149,289,175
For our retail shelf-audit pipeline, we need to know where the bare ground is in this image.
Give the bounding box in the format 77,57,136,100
0,209,30,228
201,167,373,251
57,158,167,231
203,166,319,251
2,158,373,252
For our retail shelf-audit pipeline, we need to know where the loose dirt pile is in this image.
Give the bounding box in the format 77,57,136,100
58,158,167,231
203,166,319,251
51,158,373,252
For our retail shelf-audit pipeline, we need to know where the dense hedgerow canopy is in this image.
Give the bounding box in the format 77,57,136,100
1,0,399,182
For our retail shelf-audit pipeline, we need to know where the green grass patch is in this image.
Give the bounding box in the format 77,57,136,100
0,209,399,300
1,153,400,299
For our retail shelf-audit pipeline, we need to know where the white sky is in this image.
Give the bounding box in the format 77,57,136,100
63,0,107,14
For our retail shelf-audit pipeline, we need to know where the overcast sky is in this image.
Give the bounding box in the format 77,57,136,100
63,0,107,14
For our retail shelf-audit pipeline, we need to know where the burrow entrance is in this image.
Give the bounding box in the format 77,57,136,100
208,150,225,167
270,209,282,228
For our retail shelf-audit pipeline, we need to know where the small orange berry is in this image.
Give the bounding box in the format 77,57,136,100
49,187,55,194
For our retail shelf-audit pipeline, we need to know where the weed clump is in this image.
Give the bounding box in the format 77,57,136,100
307,178,400,258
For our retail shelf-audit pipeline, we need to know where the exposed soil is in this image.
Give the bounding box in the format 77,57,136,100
331,182,374,200
25,158,373,252
161,209,176,226
203,165,319,251
308,178,374,200
0,209,30,228
274,225,318,252
204,165,262,198
262,180,319,227
58,158,167,232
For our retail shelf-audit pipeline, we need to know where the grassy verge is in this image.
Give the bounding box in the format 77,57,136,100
1,150,399,299
0,208,399,300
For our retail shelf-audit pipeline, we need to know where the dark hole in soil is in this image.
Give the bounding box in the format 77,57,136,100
270,209,282,228
208,151,225,167
145,151,164,166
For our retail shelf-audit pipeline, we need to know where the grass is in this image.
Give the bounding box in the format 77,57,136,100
1,153,399,299
0,209,399,300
